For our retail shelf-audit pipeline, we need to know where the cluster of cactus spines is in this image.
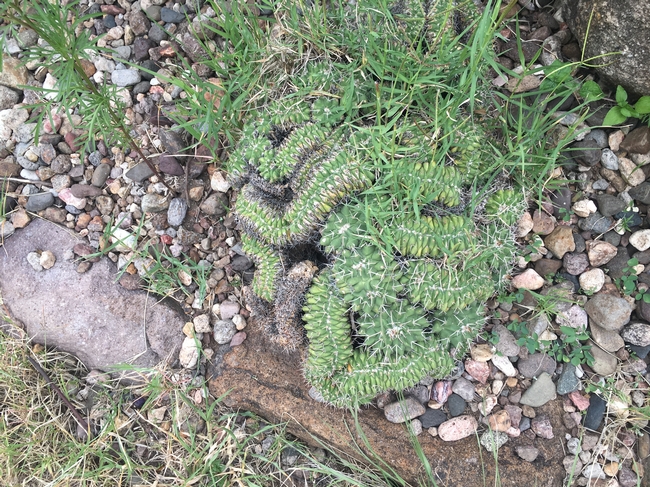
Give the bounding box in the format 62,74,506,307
268,261,319,351
230,123,373,247
392,214,472,258
403,258,495,312
240,233,284,302
302,270,354,375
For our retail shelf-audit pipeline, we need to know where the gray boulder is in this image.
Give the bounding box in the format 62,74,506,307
563,0,650,96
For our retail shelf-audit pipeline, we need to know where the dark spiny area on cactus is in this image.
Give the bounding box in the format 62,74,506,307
222,0,583,408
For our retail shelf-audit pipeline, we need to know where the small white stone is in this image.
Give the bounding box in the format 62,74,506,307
26,251,43,271
39,250,56,269
572,199,597,218
491,354,517,377
179,337,199,368
110,228,137,252
511,268,545,290
211,171,231,193
232,314,247,330
579,268,605,294
630,229,650,251
193,314,212,333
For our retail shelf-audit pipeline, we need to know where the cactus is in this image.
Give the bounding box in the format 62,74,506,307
228,0,528,408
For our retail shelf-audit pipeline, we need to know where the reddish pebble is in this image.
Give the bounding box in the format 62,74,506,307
568,391,590,411
160,234,173,245
64,131,80,152
230,332,246,347
464,359,490,384
43,114,62,134
432,380,452,405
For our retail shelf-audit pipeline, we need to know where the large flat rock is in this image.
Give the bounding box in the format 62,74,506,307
208,317,567,486
0,219,185,371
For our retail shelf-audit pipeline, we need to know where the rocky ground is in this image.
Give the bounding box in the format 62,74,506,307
1,0,650,486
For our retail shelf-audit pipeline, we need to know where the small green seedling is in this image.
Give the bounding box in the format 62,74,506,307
617,257,640,296
580,82,650,126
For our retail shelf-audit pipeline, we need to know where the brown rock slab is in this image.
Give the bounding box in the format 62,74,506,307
208,316,569,486
0,219,185,371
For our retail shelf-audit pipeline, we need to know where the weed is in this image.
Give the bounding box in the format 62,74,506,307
616,257,641,296
581,82,650,126
558,207,572,222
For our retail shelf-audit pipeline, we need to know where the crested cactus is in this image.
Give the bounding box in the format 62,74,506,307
226,0,529,408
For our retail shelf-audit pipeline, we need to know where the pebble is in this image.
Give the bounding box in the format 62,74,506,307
487,410,511,432
213,319,237,344
167,197,188,227
568,391,591,411
582,463,606,480
200,193,229,216
516,212,534,237
160,7,186,23
480,430,508,453
158,154,184,175
464,359,489,384
446,393,467,417
586,240,617,267
91,164,111,187
585,294,632,331
556,364,580,395
578,212,614,234
491,354,517,377
451,377,475,402
518,353,556,379
572,199,597,218
532,210,555,235
511,268,544,290
544,226,575,259
230,332,247,347
621,322,650,347
492,324,520,356
179,337,199,368
564,456,583,475
232,314,247,330
39,250,56,269
26,251,43,271
193,314,211,333
618,467,639,487
111,69,141,87
519,373,556,407
418,408,447,428
125,162,155,183
620,126,650,154
589,342,618,376
0,220,15,239
531,415,554,439
594,194,626,217
619,157,646,187
470,343,493,362
579,268,605,294
217,302,239,321
629,182,650,205
600,148,619,170
590,323,624,352
437,415,477,442
431,381,452,405
516,445,539,462
630,229,650,251
25,192,55,212
563,252,589,275
141,194,169,213
383,397,425,424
